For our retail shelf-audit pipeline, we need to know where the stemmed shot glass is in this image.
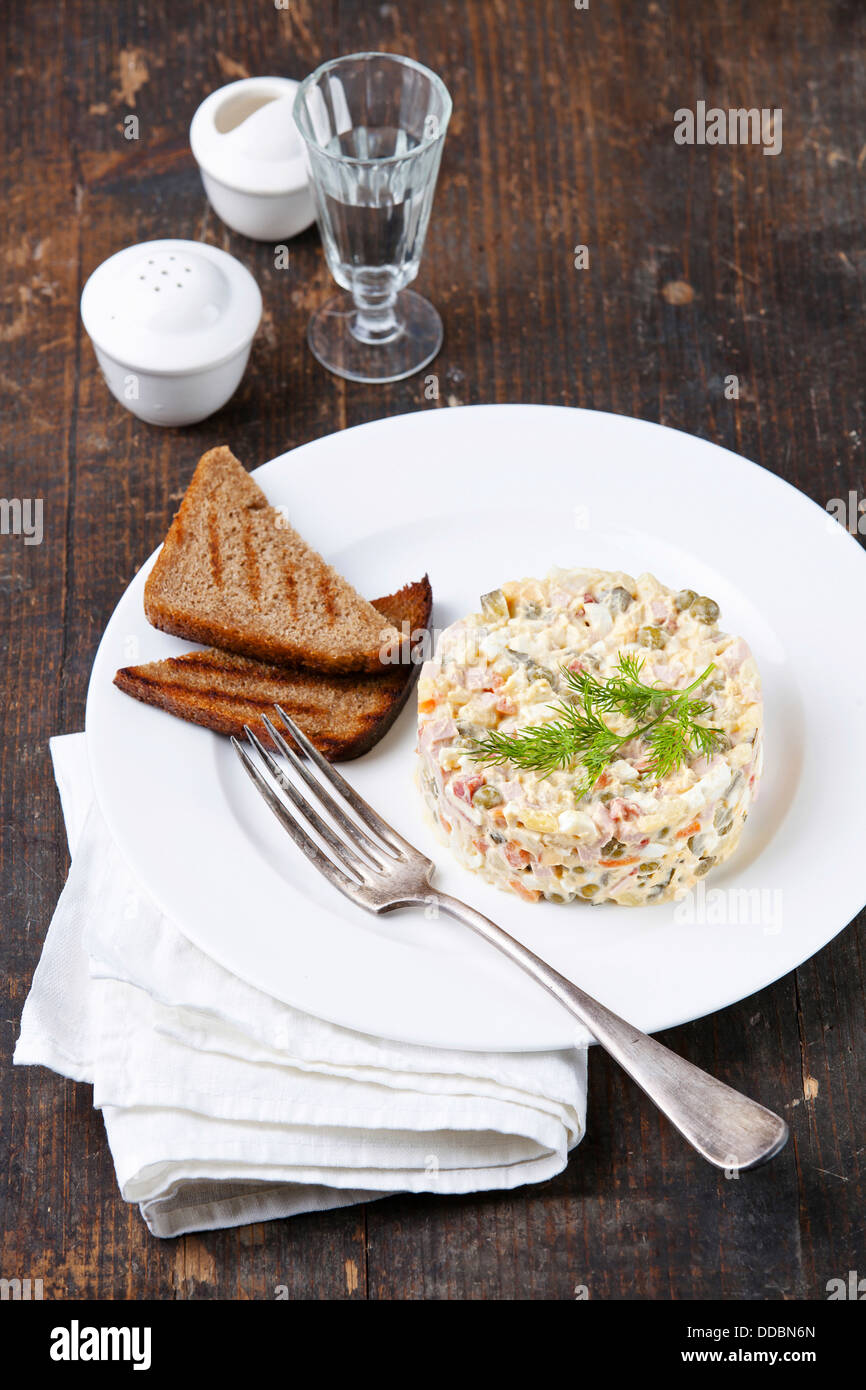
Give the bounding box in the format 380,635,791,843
293,52,452,383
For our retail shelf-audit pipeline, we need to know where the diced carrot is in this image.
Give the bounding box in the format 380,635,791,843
418,698,437,714
490,806,506,822
597,771,612,788
472,839,488,857
496,697,517,715
439,817,451,834
505,842,532,869
508,877,541,903
676,818,701,839
599,856,640,867
610,798,640,820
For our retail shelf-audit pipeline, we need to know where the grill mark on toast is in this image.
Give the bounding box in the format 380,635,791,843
243,527,261,602
127,668,282,710
315,568,337,619
207,512,223,587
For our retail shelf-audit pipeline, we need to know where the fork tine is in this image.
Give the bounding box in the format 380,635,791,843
244,726,380,878
272,706,413,860
231,737,364,902
260,714,389,868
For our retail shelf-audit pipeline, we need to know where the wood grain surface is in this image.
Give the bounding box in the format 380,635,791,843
1,0,863,1300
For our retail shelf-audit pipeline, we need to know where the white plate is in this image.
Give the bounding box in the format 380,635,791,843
85,405,866,1051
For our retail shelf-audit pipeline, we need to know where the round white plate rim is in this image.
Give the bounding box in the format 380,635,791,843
85,404,866,1051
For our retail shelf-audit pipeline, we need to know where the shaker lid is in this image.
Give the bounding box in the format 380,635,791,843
80,239,262,376
190,77,308,195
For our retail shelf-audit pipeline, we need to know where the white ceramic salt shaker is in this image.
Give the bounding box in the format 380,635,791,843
80,239,262,427
190,77,315,240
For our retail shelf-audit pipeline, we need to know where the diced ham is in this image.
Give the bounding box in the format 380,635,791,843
423,716,457,745
499,779,525,800
719,638,749,674
649,661,684,685
453,773,485,803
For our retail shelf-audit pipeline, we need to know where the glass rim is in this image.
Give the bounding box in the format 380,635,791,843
292,51,453,166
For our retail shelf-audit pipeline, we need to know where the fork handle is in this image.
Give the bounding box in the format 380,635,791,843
432,892,788,1170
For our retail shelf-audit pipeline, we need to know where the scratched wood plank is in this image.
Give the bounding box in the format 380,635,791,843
1,0,863,1299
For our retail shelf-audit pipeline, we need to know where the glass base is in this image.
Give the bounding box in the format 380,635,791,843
306,290,443,384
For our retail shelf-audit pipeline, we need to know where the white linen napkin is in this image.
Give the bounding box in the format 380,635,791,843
14,733,588,1238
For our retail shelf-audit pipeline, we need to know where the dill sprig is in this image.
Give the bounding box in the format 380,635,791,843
470,652,727,801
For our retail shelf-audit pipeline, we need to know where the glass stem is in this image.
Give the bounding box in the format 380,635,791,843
350,278,403,345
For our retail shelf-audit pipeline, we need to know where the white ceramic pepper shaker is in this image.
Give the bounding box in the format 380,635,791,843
80,239,262,427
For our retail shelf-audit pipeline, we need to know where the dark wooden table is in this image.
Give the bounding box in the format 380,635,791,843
2,0,863,1301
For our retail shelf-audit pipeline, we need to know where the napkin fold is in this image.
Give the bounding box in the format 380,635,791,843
14,733,587,1237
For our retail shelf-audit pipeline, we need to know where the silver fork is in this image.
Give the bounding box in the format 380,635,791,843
233,707,789,1171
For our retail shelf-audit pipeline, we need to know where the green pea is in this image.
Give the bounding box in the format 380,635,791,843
639,861,660,872
472,785,504,809
675,588,697,611
691,596,720,625
601,838,626,859
694,856,716,876
579,884,599,899
638,626,667,649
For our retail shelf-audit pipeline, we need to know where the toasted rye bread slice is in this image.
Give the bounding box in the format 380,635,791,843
143,446,401,673
115,577,432,761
